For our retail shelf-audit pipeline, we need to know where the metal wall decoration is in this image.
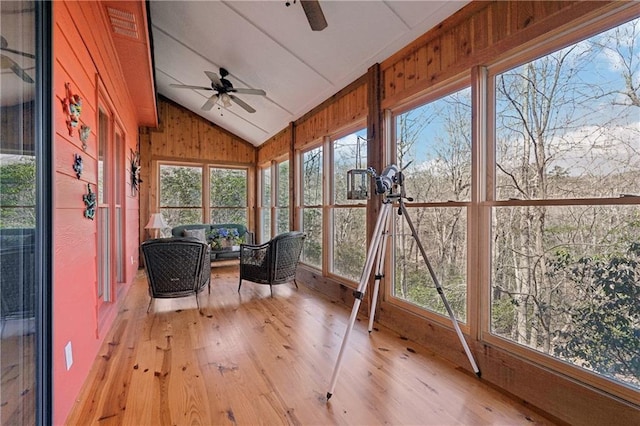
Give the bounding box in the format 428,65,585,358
129,147,142,196
83,183,96,220
79,125,90,151
73,154,83,179
63,82,82,136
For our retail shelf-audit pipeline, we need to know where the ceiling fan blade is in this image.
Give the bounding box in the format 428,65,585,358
231,88,266,96
1,54,33,83
0,35,36,59
301,0,327,31
170,83,212,91
201,94,219,111
229,95,256,114
204,71,222,88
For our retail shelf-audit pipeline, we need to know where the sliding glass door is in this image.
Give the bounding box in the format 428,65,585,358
0,1,51,424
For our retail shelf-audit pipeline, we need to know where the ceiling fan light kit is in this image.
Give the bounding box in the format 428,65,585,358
170,68,266,113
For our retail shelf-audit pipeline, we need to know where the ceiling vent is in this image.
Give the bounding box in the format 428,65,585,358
106,7,138,39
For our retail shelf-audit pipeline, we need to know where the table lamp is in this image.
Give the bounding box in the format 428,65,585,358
145,213,168,239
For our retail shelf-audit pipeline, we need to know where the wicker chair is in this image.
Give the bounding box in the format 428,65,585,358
141,237,211,312
238,231,306,296
0,244,36,336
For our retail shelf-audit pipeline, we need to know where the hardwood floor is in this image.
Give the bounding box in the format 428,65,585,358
66,264,555,425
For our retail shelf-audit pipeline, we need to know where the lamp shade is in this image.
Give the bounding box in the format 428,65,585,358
220,93,232,108
145,213,168,230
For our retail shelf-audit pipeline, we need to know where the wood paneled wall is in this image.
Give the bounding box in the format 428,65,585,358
294,75,368,149
257,126,291,165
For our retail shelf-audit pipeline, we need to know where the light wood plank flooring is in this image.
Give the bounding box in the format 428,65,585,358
66,264,555,425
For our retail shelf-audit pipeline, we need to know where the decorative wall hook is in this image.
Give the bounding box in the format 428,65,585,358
79,125,90,151
83,183,96,220
129,147,142,196
63,82,82,136
73,154,83,179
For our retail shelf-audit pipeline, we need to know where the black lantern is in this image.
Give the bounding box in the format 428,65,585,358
347,169,369,200
346,135,369,200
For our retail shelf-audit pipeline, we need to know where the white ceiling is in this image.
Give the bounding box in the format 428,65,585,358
150,0,469,146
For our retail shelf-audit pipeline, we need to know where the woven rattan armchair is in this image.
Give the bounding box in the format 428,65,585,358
1,244,36,336
238,231,306,296
141,237,211,312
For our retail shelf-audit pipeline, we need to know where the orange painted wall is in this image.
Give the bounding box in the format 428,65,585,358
53,2,147,423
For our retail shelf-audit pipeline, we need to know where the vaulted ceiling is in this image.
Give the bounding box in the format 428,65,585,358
150,0,469,147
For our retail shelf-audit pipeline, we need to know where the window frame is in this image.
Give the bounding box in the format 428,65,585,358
328,125,368,283
258,154,290,243
297,140,326,270
156,160,251,231
480,11,640,403
385,77,474,331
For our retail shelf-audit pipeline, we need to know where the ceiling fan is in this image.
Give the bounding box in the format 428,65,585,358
170,68,266,113
286,0,328,31
1,35,35,84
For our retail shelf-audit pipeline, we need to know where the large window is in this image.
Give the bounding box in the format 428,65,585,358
488,17,640,391
159,164,203,228
259,165,271,243
209,167,247,224
298,128,369,282
331,129,368,281
276,160,290,235
158,163,249,232
391,87,471,322
259,158,290,243
301,146,323,268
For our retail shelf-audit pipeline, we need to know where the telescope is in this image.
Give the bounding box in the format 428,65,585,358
373,164,399,195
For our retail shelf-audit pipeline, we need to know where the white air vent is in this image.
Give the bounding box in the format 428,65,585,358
107,7,138,39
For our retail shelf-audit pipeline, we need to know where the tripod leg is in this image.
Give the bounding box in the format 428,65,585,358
398,201,481,376
367,206,392,333
327,202,392,400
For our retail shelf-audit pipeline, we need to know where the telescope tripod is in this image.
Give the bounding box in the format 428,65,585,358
326,189,480,400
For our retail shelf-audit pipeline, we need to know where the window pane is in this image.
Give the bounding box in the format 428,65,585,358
301,207,322,268
261,167,271,241
491,205,639,389
396,88,471,203
334,129,367,205
0,2,38,421
210,168,247,207
303,148,322,206
210,208,247,225
393,207,467,321
161,208,202,230
275,207,289,234
277,160,289,208
262,168,271,207
0,156,36,228
160,165,202,207
332,207,366,281
495,18,640,200
98,110,108,204
261,209,271,242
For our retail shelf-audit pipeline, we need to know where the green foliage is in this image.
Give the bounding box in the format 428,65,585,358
491,297,516,335
160,165,202,207
553,243,640,383
210,168,247,206
0,157,36,228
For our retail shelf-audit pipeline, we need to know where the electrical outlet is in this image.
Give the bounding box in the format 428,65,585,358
130,255,135,265
65,341,73,370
